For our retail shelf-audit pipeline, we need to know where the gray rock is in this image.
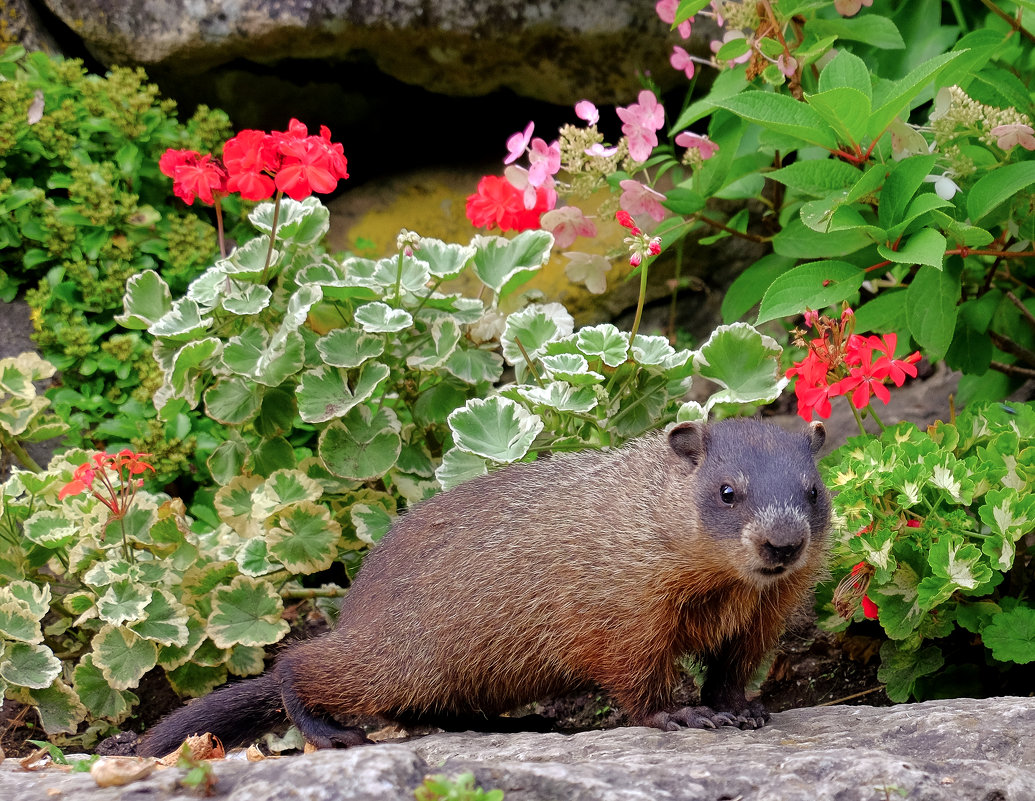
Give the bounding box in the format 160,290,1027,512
2,697,1033,800
37,0,685,105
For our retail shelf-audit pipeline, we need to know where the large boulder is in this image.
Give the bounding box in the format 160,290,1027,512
2,698,1033,800
36,0,684,105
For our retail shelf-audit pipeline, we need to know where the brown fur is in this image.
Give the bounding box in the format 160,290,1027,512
138,418,830,755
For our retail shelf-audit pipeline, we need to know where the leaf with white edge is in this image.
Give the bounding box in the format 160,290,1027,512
169,337,221,401
207,576,290,648
355,301,414,333
221,279,273,315
92,625,158,690
215,474,264,538
73,654,134,721
254,469,323,517
237,538,276,576
148,297,211,341
20,680,87,734
540,353,605,386
22,510,76,548
205,376,263,425
117,270,172,330
8,581,49,619
435,447,489,490
372,254,432,292
420,294,485,324
419,238,476,279
220,234,278,277
444,347,505,384
631,335,676,367
275,285,324,349
317,328,384,368
95,580,152,627
516,382,599,414
319,407,402,481
352,503,394,545
165,661,228,698
501,303,575,366
694,323,787,409
407,318,462,370
157,613,205,671
226,644,266,677
250,197,329,246
186,266,229,308
129,588,189,647
268,502,342,574
448,396,543,463
0,642,61,689
296,362,390,424
223,327,305,386
675,401,707,423
576,324,631,368
756,260,865,324
982,604,1035,664
928,534,991,591
0,352,55,395
471,230,554,296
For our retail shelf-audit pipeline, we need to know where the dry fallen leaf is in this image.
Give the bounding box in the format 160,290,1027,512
156,733,225,766
245,745,268,762
90,756,156,788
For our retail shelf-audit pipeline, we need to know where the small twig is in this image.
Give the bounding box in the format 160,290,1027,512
1005,290,1035,330
990,360,1035,379
988,330,1035,366
818,685,885,706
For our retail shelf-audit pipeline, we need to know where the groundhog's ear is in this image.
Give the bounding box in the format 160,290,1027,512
668,421,705,465
805,422,825,454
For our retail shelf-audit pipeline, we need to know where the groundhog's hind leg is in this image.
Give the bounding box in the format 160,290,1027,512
277,660,372,749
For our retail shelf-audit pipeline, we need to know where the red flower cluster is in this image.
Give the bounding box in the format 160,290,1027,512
60,450,156,520
465,175,551,232
159,118,349,205
786,308,921,422
616,210,662,267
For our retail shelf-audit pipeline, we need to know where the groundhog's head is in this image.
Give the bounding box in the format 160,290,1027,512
668,418,831,586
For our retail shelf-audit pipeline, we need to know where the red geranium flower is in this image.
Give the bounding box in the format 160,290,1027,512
158,149,227,205
466,175,549,232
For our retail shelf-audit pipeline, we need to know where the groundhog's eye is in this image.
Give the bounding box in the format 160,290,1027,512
719,484,736,506
808,485,819,504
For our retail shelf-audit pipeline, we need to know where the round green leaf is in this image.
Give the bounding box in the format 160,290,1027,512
92,625,159,690
983,605,1035,664
354,301,413,333
207,576,290,648
0,642,61,689
447,396,543,463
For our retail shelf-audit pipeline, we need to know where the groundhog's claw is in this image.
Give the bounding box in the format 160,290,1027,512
644,706,740,731
731,700,770,730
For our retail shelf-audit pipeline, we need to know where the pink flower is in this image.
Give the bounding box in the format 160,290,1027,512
656,0,692,38
616,90,665,163
505,122,534,165
990,123,1035,152
675,131,720,160
834,0,873,16
670,46,694,80
541,206,597,249
777,53,798,79
527,138,561,187
619,180,667,222
505,165,558,213
585,142,619,158
575,100,599,126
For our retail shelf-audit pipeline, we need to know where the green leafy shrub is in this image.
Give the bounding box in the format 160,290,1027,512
0,45,249,475
475,0,1034,404
0,190,787,739
0,351,68,472
821,401,1035,701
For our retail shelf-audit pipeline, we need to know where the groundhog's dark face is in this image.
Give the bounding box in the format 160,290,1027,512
669,419,831,586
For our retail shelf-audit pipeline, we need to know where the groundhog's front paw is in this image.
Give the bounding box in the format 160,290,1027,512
728,700,770,730
307,726,372,749
641,706,740,731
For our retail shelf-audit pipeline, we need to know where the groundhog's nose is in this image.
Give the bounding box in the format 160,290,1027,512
760,537,805,567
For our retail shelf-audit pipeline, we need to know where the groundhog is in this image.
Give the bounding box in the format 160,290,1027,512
137,418,831,755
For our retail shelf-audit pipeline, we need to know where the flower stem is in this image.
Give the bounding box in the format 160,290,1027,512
261,191,283,284
214,196,227,259
0,432,43,472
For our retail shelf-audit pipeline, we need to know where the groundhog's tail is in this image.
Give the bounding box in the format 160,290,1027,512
136,671,284,757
